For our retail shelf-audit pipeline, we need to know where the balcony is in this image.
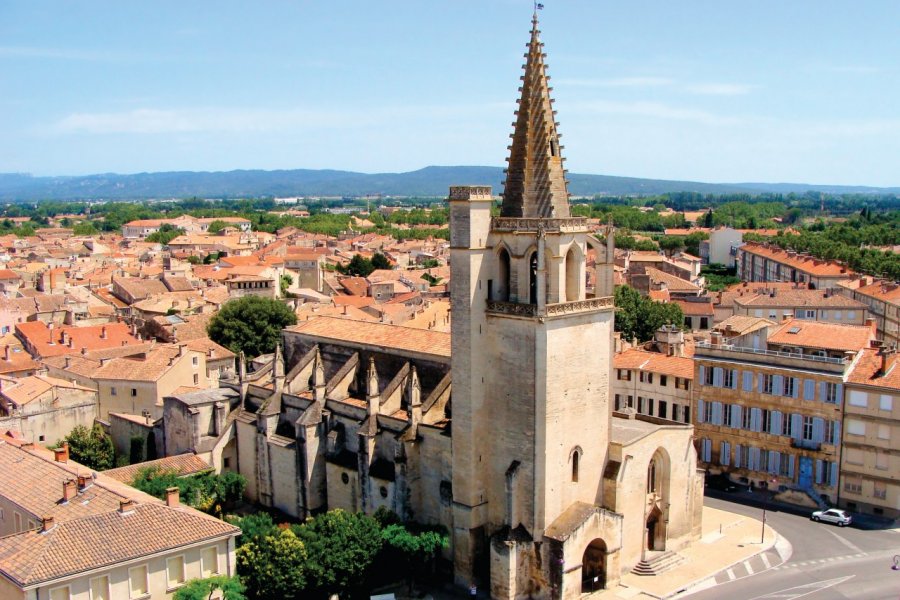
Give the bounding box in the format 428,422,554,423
486,297,613,319
490,217,589,233
791,439,822,451
694,341,850,373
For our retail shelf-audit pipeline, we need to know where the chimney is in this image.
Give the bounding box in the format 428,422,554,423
54,442,69,463
41,516,56,533
62,478,77,502
165,487,180,507
3,346,8,361
118,499,136,514
100,326,107,340
877,346,897,377
77,474,91,490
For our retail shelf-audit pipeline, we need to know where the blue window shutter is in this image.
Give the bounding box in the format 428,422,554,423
819,381,827,402
713,367,724,387
752,447,761,471
829,462,838,487
770,451,780,474
720,441,730,466
751,408,762,432
812,417,825,443
792,378,800,398
697,399,705,423
735,444,742,467
791,414,802,440
758,373,764,393
788,455,795,478
771,410,783,435
815,459,824,485
804,379,815,401
699,366,706,386
836,384,843,404
731,404,742,429
743,371,753,391
772,374,783,396
832,420,841,445
731,370,739,389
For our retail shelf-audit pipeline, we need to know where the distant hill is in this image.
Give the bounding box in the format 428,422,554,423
0,167,896,201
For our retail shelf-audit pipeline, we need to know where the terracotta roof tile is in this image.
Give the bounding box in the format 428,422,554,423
286,316,450,359
102,453,212,484
740,242,853,277
613,348,694,379
767,318,874,353
846,348,900,391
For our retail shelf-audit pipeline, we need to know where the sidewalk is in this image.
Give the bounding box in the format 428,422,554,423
593,505,783,599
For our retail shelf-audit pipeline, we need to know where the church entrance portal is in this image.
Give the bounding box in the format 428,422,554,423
581,539,607,594
646,506,664,551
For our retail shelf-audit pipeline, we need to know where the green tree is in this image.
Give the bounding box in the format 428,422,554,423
131,467,246,517
279,274,293,296
340,254,375,277
146,224,185,245
293,509,383,597
230,513,278,546
380,523,449,594
614,285,684,342
72,222,99,236
237,528,307,600
420,258,440,269
173,576,245,600
207,296,297,358
206,220,229,234
185,255,202,265
63,424,115,471
657,236,685,256
128,436,145,465
371,252,392,270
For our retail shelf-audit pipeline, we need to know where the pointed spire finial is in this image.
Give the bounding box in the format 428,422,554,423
501,10,569,219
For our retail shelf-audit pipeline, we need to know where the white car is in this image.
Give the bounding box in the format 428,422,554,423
810,508,852,527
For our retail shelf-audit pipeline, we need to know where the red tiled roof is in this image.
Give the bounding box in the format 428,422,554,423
846,348,900,391
15,322,141,358
614,349,694,379
766,318,874,353
674,299,715,316
740,242,853,277
286,316,451,358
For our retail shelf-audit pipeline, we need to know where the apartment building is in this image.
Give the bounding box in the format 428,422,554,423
837,276,900,348
732,288,868,326
736,241,853,289
0,437,239,600
694,319,875,506
613,348,694,424
841,346,899,519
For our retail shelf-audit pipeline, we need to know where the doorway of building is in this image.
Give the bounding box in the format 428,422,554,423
646,506,663,551
581,539,607,593
799,456,813,489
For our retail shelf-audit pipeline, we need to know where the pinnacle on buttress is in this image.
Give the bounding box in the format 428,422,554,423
500,12,570,219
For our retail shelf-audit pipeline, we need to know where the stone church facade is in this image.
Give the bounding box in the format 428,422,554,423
200,13,703,599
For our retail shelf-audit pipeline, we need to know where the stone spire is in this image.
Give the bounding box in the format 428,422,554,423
500,12,570,219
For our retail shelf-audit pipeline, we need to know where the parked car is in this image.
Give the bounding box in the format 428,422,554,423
810,508,852,527
705,474,738,493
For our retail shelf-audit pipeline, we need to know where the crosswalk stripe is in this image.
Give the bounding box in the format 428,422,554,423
744,560,755,575
726,568,736,581
761,553,771,568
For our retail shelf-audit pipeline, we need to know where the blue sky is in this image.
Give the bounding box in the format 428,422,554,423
1,1,898,186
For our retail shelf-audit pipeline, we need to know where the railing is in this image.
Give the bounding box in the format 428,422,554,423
486,296,613,317
694,341,848,365
791,439,822,451
490,217,588,232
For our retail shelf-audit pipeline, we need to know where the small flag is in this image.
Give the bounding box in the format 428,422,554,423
536,2,544,9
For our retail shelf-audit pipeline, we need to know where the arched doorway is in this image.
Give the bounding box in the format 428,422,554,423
581,539,607,593
565,246,580,302
646,506,663,551
497,248,511,301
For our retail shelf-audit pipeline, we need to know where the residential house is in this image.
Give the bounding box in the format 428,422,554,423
0,375,96,446
735,241,853,289
16,321,142,360
732,288,867,325
837,276,900,348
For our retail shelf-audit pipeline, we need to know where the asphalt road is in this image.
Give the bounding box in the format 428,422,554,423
685,496,900,600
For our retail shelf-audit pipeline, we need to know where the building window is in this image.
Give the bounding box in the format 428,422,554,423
845,448,864,465
129,565,148,598
617,369,631,381
704,402,714,423
131,388,137,397
847,311,856,320
683,405,691,423
723,403,733,427
876,451,889,470
741,406,752,430
201,546,220,577
874,482,887,500
110,387,117,396
878,424,890,440
824,382,838,404
341,472,350,484
379,486,388,498
880,394,893,411
783,377,795,397
90,575,110,600
762,374,774,395
167,555,186,589
844,478,862,494
49,586,70,600
762,409,772,433
572,448,580,482
647,459,657,493
802,416,814,441
846,419,865,436
704,368,714,386
627,395,634,408
192,356,199,366
660,375,667,387
723,369,735,389
848,390,868,407
193,373,199,385
659,400,667,419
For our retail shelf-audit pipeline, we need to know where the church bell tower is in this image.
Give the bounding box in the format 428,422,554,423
449,12,616,598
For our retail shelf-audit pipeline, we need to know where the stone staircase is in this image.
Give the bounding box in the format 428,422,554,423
631,551,685,576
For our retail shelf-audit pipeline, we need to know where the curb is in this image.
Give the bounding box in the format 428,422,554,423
665,526,783,599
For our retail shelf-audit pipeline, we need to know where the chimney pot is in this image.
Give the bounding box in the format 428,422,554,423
77,474,90,490
165,487,180,507
41,516,55,533
119,499,136,514
54,442,69,463
62,478,77,502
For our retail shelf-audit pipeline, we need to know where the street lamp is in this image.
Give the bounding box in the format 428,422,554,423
761,477,777,544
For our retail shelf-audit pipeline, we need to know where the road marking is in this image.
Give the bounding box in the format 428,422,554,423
744,560,755,575
822,528,865,554
761,553,771,568
747,575,855,600
726,568,736,581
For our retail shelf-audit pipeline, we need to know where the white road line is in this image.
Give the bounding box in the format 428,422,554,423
822,528,865,554
726,568,736,581
747,575,855,600
744,560,755,575
761,553,771,569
